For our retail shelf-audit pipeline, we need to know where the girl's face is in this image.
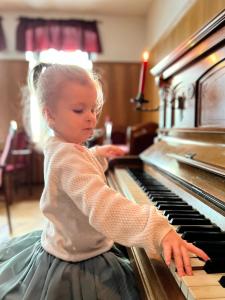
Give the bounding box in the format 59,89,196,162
47,80,98,144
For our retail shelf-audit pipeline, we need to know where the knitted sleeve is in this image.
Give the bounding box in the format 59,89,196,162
55,144,173,257
89,146,108,171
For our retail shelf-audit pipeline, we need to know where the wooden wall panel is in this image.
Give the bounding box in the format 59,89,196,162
0,60,28,146
142,0,225,125
93,62,142,130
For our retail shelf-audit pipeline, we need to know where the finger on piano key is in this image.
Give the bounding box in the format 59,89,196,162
162,252,204,284
162,252,206,277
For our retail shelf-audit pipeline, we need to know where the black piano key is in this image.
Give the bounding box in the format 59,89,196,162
151,198,183,203
141,181,161,185
156,201,186,208
176,225,221,233
145,183,164,186
145,188,170,192
219,276,225,288
148,193,179,197
150,196,182,202
170,218,211,225
204,259,225,273
155,199,185,203
146,189,177,193
149,194,181,197
193,241,225,257
164,209,197,216
146,190,176,193
167,211,201,215
158,204,193,211
167,213,203,221
130,169,225,258
182,231,225,242
148,190,178,193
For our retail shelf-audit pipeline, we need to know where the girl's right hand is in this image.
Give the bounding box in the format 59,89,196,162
161,229,209,277
96,144,128,158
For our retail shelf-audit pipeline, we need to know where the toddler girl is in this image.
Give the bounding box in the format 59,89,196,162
0,64,209,300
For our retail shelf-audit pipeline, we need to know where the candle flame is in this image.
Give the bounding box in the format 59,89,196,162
142,51,149,62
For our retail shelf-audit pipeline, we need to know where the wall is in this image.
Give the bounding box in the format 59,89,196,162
146,0,196,49
141,0,225,125
0,60,28,143
1,2,203,62
2,1,225,141
93,62,142,129
0,10,147,146
0,11,146,62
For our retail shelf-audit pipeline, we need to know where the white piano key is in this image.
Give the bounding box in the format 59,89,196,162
167,257,207,289
181,273,224,299
190,257,205,270
169,257,205,273
198,299,225,300
188,285,225,300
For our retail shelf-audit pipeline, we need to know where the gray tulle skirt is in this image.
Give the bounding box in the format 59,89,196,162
0,231,140,300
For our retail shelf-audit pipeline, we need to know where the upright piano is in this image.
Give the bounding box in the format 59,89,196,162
107,10,225,300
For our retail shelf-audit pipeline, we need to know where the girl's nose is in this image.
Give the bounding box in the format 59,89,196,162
86,111,96,123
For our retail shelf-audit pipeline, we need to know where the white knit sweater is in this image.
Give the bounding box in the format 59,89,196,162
40,136,172,262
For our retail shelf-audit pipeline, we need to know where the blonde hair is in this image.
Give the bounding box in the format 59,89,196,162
23,63,104,150
30,63,104,115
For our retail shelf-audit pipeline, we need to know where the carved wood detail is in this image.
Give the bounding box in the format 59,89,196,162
198,60,225,127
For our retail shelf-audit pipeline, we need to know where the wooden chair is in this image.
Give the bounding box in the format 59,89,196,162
111,126,127,145
7,129,33,199
126,122,158,155
0,122,17,234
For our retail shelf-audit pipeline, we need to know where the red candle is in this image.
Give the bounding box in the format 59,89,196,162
138,51,149,95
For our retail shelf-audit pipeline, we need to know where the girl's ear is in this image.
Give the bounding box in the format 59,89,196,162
43,107,55,127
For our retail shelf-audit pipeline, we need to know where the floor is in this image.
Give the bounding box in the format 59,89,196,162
0,185,45,243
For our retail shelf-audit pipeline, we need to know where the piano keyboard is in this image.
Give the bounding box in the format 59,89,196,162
113,168,225,300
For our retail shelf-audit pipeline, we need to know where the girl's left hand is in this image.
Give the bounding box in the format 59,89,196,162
96,145,128,158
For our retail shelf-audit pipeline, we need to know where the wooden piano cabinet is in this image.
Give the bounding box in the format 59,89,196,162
106,9,225,300
152,10,225,131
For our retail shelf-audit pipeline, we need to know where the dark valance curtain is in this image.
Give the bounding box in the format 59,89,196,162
0,18,6,50
16,17,102,53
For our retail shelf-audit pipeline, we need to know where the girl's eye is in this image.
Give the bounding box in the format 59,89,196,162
73,109,83,114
